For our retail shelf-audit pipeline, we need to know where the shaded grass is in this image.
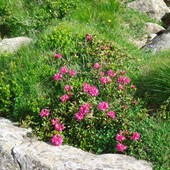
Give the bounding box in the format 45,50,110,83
134,50,170,112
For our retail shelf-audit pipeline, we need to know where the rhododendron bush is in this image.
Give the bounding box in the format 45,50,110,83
38,34,147,154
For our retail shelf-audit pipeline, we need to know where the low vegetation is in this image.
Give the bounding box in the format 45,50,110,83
0,0,169,170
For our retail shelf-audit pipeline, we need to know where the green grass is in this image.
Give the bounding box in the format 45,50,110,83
0,0,169,169
136,117,170,170
134,50,170,112
65,0,154,54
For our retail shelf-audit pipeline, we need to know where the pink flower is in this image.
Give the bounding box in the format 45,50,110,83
52,118,59,125
121,70,126,75
60,94,70,102
54,53,62,59
107,111,116,119
116,131,126,142
107,70,116,77
131,84,136,89
74,103,92,121
60,66,68,74
64,85,73,92
100,77,111,84
131,132,140,141
51,134,63,146
79,103,92,115
118,76,131,85
93,63,101,69
83,82,90,92
98,102,109,111
40,109,50,117
116,143,127,152
124,77,131,85
99,72,105,77
74,112,84,121
69,69,76,77
52,119,65,132
88,86,99,97
86,34,93,41
118,76,124,84
124,104,128,109
118,84,124,90
53,73,62,81
54,123,65,132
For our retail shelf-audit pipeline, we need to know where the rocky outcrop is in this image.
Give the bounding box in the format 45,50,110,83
0,37,32,53
0,117,153,170
145,22,165,34
127,0,170,21
143,27,170,53
131,22,165,48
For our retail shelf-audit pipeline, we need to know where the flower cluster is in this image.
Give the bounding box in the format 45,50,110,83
53,66,76,81
86,34,93,41
40,109,65,146
116,130,140,152
40,109,50,118
107,110,116,119
93,62,101,69
107,70,116,77
100,76,111,85
83,82,99,97
118,76,131,85
54,53,62,59
51,134,63,146
74,103,92,121
52,118,65,132
64,85,73,92
39,36,142,153
60,94,70,103
97,68,117,85
98,101,109,111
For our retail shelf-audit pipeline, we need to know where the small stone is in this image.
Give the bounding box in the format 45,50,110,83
145,22,165,34
143,28,170,53
0,37,32,53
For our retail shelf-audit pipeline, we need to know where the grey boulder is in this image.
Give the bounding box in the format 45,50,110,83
0,117,153,170
143,27,170,53
0,37,32,53
127,0,170,21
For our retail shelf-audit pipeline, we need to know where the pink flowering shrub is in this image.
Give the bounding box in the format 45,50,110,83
38,34,146,154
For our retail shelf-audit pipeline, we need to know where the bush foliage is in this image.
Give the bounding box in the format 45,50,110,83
0,0,76,37
36,34,147,154
0,1,169,169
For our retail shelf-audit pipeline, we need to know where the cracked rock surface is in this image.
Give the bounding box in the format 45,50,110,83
0,118,153,170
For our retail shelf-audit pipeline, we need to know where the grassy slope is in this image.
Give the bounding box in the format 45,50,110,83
0,0,169,169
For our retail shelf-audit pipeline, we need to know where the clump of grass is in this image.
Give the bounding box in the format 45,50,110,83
135,51,170,112
136,117,170,170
